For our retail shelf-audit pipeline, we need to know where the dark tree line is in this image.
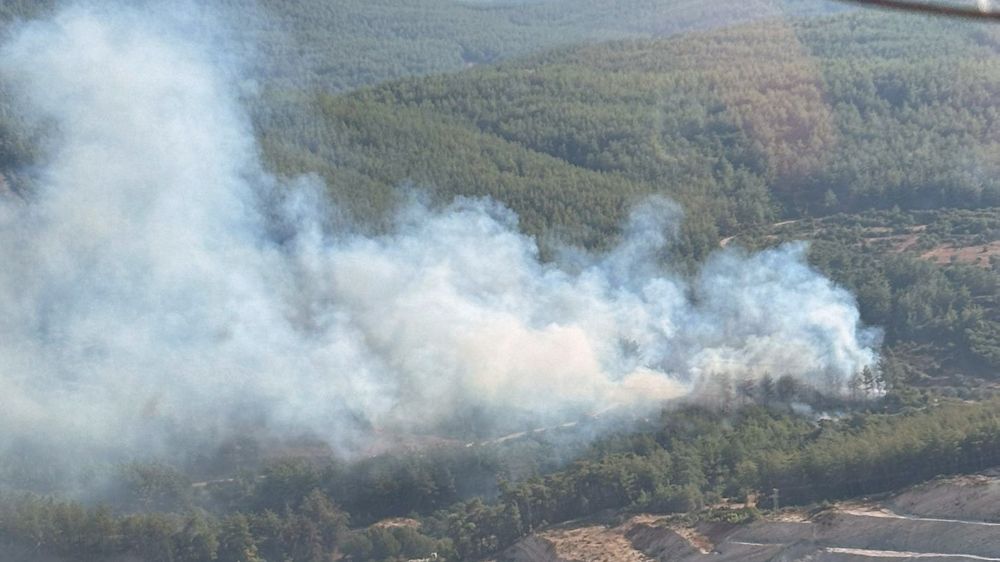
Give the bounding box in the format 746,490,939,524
7,395,1000,561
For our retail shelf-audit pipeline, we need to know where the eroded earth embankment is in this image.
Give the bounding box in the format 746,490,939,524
495,471,1000,562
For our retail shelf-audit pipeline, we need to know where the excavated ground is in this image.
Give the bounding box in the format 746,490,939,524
495,471,1000,562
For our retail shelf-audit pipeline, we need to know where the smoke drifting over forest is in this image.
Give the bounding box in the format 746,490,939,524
0,6,880,464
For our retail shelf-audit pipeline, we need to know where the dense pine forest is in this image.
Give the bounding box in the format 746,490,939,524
0,0,844,92
258,14,1000,248
0,2,999,561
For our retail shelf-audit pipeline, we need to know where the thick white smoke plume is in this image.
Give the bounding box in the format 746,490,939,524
0,6,880,462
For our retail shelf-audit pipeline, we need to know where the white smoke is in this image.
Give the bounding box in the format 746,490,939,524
0,6,880,463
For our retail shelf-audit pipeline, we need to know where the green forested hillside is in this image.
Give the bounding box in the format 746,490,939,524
0,0,843,92
0,0,838,223
7,7,997,240
215,0,843,91
256,13,1000,258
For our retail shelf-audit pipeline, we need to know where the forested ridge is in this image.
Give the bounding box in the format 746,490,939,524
8,8,1000,248
0,0,842,93
214,0,841,92
2,4,1000,562
260,13,1000,252
6,395,1000,561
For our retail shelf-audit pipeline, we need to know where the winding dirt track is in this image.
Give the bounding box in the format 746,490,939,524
719,219,800,248
840,506,1000,528
824,546,1000,560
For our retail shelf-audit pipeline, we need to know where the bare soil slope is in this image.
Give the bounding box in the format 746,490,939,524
497,472,1000,561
